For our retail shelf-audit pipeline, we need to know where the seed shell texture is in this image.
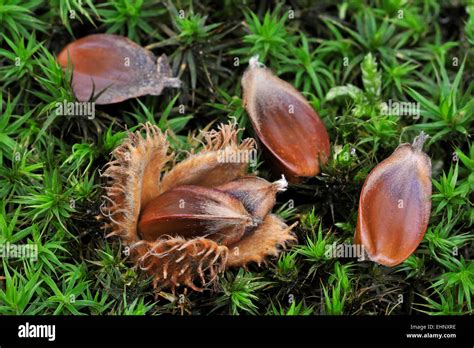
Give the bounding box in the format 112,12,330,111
138,185,256,246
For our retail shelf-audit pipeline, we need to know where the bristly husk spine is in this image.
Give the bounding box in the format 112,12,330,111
131,237,228,292
202,121,255,152
227,215,297,267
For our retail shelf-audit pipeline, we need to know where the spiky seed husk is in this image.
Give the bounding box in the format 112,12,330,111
102,121,297,292
138,185,256,245
241,56,330,182
354,133,432,266
57,34,181,104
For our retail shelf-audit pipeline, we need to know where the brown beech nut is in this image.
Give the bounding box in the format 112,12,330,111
57,34,181,104
101,122,296,291
354,132,432,267
241,56,330,182
217,175,287,222
138,185,256,246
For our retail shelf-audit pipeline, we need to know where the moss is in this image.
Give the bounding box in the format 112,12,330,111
0,0,472,315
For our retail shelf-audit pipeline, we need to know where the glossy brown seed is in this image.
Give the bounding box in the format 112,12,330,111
354,133,432,266
241,56,330,182
138,185,256,245
217,175,287,222
57,34,180,104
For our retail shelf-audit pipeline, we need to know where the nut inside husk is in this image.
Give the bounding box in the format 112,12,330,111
102,122,296,292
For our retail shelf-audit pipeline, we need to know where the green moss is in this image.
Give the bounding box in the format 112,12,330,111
0,0,472,315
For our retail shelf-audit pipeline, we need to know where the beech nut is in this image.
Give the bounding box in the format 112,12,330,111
58,34,181,104
354,132,432,266
138,185,256,246
242,56,330,182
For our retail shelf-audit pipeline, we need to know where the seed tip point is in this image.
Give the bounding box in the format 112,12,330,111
249,55,264,69
412,131,429,151
274,174,288,192
164,77,182,88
